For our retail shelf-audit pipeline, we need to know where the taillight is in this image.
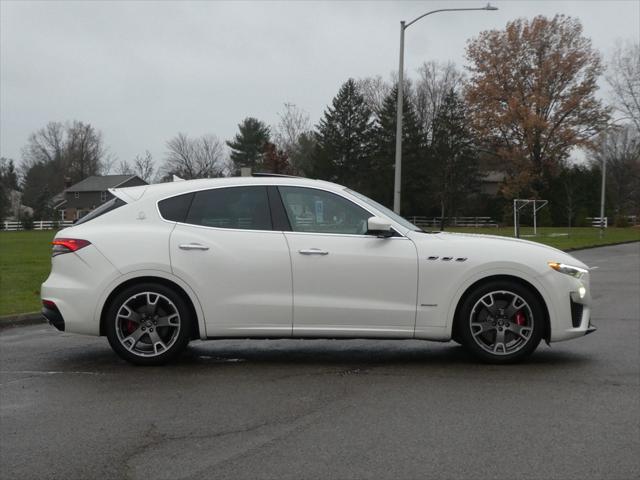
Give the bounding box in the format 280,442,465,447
42,299,58,310
51,238,91,257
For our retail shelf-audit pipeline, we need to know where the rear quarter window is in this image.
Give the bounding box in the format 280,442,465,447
158,193,194,222
74,198,126,225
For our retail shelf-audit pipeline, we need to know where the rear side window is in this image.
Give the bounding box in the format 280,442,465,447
74,197,126,225
184,186,272,230
158,193,194,222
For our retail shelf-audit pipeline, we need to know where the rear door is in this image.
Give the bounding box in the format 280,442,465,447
165,185,293,337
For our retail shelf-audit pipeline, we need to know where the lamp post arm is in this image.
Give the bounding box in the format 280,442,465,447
405,6,496,29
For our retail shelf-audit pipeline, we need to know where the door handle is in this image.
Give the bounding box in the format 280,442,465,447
179,243,209,251
298,248,329,256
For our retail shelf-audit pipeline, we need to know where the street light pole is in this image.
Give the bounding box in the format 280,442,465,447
393,22,406,215
599,156,607,238
393,3,498,214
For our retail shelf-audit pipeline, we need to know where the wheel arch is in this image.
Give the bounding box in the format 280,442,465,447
450,274,551,343
99,274,205,340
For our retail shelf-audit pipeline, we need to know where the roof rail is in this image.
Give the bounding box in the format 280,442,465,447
251,173,302,178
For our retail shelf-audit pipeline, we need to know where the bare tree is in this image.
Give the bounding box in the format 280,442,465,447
21,120,108,187
21,122,65,171
64,121,108,181
116,159,134,175
414,61,464,144
163,133,227,179
589,124,640,216
357,76,391,115
273,103,313,175
607,41,640,130
132,151,155,183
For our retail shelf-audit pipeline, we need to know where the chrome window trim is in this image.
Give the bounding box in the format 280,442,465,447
155,182,410,238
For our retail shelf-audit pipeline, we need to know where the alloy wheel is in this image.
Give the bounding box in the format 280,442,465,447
469,290,534,355
115,292,181,357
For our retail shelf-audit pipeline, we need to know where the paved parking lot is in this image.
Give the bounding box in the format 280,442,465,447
1,242,638,480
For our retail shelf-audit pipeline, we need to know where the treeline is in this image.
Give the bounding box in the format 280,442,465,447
2,14,639,227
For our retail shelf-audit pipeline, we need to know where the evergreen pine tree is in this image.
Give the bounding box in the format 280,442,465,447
311,79,374,192
371,86,427,213
430,90,480,229
227,118,271,172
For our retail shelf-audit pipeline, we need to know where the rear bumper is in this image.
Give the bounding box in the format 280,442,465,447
41,244,120,336
42,306,65,332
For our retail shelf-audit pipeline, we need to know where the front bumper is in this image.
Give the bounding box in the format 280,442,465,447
541,268,595,342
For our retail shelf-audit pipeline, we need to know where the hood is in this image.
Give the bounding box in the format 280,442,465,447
409,231,589,270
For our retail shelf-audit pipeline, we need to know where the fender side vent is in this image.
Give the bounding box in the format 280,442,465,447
455,257,467,262
427,256,439,260
442,257,453,261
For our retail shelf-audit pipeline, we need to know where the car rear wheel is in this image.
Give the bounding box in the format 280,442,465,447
457,280,544,364
105,283,191,365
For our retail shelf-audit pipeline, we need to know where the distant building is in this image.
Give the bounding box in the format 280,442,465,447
53,175,147,221
6,190,33,220
480,171,506,196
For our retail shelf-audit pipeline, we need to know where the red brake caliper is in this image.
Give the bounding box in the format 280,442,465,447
515,310,526,326
126,320,137,334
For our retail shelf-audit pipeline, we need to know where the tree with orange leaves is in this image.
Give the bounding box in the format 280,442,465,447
465,15,610,197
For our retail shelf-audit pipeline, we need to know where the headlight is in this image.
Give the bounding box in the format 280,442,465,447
548,261,588,279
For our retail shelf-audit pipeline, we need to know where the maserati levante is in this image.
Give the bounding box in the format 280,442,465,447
41,175,595,365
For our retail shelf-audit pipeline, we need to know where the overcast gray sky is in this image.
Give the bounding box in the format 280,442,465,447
1,0,639,170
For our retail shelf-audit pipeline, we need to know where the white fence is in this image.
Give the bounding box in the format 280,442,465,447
586,217,608,228
2,220,74,231
410,216,499,228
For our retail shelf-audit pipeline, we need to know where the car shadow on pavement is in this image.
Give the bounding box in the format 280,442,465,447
31,338,594,373
173,339,594,369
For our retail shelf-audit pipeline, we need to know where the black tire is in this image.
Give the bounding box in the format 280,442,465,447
457,280,544,364
105,282,192,366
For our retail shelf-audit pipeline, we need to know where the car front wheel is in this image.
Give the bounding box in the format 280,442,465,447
457,280,544,364
105,283,192,365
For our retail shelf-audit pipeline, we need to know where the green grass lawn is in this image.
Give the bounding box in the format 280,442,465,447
1,230,55,316
0,227,638,316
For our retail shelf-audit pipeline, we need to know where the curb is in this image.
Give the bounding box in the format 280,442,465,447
0,312,46,329
566,240,640,252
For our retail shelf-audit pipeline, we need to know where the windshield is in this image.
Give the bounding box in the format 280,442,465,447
345,189,422,232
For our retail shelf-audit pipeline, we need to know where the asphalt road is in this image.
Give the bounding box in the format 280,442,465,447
1,243,639,480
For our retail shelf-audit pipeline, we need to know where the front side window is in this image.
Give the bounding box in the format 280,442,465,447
278,186,370,235
184,186,272,230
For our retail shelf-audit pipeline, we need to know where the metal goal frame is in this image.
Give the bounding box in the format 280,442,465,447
513,199,548,238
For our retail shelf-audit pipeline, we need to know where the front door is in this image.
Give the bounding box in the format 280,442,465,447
168,185,292,337
278,186,418,337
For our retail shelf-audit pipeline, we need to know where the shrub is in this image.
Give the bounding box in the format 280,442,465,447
574,208,590,227
21,212,34,230
614,214,630,228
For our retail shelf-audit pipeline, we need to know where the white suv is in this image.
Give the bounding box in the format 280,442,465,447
41,175,595,365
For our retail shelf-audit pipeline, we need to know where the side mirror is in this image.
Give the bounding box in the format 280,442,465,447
367,216,393,238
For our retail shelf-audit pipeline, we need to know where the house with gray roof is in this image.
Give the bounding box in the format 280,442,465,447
53,175,147,221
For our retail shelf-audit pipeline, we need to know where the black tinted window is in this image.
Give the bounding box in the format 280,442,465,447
185,186,272,230
158,193,194,222
75,198,125,225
